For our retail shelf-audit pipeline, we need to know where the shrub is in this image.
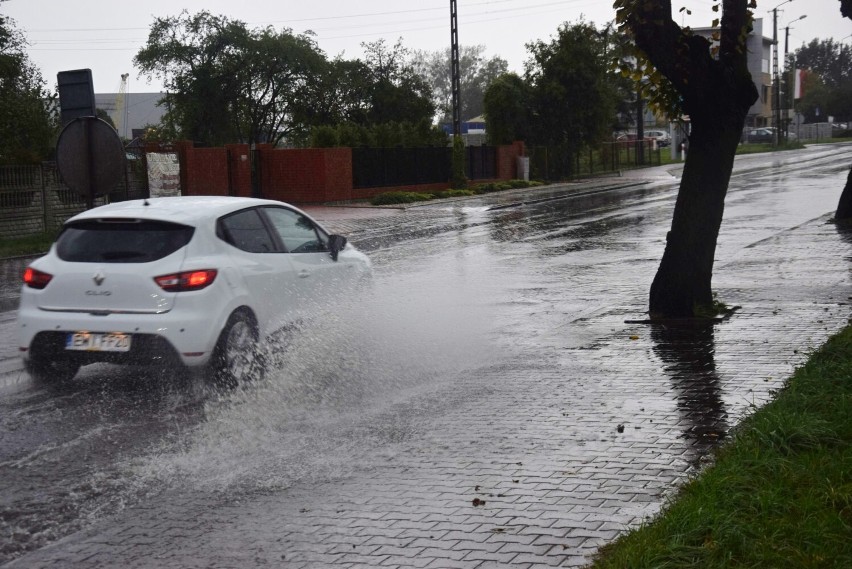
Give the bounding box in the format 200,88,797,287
435,189,476,199
471,182,496,193
470,179,543,194
450,135,468,189
310,125,339,148
370,191,435,205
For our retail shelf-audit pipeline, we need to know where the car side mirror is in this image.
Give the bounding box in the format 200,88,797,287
328,234,347,261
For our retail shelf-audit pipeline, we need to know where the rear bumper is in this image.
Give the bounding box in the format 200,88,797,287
27,330,190,367
17,301,223,368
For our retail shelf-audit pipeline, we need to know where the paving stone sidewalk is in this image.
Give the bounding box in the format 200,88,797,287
2,165,851,568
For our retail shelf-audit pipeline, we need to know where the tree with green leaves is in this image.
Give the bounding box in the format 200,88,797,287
482,72,532,145
412,45,508,123
614,0,758,318
483,22,633,150
296,57,373,128
794,38,852,90
525,21,621,152
792,39,852,123
0,4,58,164
360,39,435,126
134,11,325,146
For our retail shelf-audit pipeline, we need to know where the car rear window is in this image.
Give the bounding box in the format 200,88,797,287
56,219,195,263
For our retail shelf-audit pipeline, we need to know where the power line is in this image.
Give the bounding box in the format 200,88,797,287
22,0,578,34
24,2,582,52
22,0,517,31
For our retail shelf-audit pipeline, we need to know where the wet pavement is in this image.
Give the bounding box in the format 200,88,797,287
1,144,852,568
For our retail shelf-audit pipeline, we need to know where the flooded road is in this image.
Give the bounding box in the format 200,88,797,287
1,144,851,567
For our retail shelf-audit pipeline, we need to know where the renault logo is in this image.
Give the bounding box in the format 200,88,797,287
93,270,105,286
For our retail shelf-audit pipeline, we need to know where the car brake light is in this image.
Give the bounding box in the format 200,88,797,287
154,269,218,292
23,267,53,289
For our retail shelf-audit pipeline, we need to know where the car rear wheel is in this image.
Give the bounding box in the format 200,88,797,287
211,310,264,388
25,357,81,384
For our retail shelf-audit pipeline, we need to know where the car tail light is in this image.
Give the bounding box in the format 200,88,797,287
23,267,53,289
154,269,218,292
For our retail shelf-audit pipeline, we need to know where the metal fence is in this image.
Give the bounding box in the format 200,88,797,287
465,145,497,180
528,141,661,181
0,165,41,209
352,147,451,189
0,158,148,239
789,122,834,142
352,145,499,189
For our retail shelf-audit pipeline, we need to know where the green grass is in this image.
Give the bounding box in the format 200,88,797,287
736,141,806,154
591,325,852,568
659,152,685,166
0,230,57,257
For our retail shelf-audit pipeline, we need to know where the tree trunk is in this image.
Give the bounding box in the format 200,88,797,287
837,4,852,221
835,165,852,220
649,120,742,318
617,0,758,318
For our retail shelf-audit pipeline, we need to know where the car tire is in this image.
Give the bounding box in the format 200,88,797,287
25,357,80,384
210,310,264,388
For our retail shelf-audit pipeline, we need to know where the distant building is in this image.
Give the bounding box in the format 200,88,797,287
441,115,488,145
691,17,773,127
94,92,167,141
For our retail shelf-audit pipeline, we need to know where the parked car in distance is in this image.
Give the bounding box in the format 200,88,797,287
614,130,670,147
743,127,798,144
743,127,776,143
615,133,639,142
17,196,372,386
644,129,671,147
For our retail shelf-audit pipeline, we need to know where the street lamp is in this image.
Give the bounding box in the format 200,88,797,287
784,15,807,56
782,15,806,142
771,0,794,146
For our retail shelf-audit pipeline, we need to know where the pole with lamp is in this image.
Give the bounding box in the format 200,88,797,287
770,0,793,147
783,15,806,142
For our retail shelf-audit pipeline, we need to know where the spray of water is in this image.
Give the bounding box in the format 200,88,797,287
128,247,507,494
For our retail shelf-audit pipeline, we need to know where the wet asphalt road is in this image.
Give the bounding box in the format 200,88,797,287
1,144,851,567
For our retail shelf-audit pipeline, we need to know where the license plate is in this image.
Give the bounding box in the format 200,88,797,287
66,332,131,352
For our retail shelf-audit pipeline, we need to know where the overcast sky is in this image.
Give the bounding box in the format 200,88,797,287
3,0,849,93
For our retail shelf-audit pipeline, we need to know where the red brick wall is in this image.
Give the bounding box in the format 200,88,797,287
225,144,252,197
496,141,525,180
183,147,228,196
257,146,354,204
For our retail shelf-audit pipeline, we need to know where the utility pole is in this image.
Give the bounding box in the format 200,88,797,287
783,15,806,142
771,0,793,146
450,0,461,137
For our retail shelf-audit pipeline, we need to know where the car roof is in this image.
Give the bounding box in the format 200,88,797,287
67,196,300,226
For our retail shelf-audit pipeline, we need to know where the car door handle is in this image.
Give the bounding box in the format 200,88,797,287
298,270,311,278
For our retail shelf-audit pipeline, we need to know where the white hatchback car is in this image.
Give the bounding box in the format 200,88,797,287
17,196,372,385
